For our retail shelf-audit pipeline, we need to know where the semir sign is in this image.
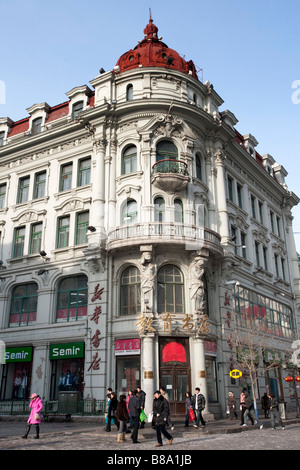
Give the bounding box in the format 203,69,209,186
5,347,33,363
50,342,84,360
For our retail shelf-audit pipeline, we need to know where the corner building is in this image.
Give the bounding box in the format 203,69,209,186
0,18,299,419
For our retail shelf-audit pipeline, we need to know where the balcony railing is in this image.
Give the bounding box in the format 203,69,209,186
151,159,189,176
151,159,190,192
108,222,222,254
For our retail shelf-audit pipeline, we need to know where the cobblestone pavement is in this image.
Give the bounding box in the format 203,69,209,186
0,418,300,452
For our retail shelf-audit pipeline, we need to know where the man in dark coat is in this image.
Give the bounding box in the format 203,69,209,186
137,386,146,428
268,392,285,430
193,387,206,428
153,390,173,447
242,390,263,429
128,390,141,443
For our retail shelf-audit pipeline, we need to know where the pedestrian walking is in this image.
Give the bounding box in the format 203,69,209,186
106,392,119,432
21,393,43,439
116,394,130,443
184,391,194,427
128,389,141,443
269,393,285,430
153,390,173,447
126,390,134,428
240,388,254,425
137,386,146,428
193,387,206,428
160,387,174,430
242,390,263,429
227,392,238,420
261,392,270,418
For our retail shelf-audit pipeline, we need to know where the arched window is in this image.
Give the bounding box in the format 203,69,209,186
122,145,137,174
56,275,88,322
174,199,183,223
195,153,202,180
120,266,141,315
126,84,133,101
154,197,165,222
156,141,178,162
9,283,38,326
157,265,184,314
122,199,138,225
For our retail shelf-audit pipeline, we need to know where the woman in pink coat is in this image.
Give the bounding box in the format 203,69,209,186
22,393,43,439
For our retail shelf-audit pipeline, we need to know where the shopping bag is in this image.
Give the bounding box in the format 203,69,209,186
140,409,148,422
189,409,195,421
148,412,153,423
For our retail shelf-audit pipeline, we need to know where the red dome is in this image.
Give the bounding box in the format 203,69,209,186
114,18,198,80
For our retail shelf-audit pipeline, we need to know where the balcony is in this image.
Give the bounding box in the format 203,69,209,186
107,222,222,255
151,159,190,192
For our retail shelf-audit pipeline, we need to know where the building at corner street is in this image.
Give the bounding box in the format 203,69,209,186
0,16,299,419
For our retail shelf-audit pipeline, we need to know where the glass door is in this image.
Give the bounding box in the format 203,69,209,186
160,367,190,415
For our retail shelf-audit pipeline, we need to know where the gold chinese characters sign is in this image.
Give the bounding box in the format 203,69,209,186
136,313,210,336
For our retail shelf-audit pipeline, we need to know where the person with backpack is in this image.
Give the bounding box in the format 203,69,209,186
193,387,206,428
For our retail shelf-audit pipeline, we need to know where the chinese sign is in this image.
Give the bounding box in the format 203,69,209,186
115,339,141,356
135,313,210,336
88,283,105,371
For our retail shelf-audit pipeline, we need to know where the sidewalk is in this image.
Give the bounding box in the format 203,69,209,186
1,412,300,440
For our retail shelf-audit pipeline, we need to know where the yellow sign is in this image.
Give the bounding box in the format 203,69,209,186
229,369,242,379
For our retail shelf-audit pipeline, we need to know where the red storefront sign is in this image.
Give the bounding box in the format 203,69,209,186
115,339,141,356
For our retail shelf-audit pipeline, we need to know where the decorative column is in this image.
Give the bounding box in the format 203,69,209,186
214,147,230,244
191,336,213,419
141,334,155,416
89,138,107,243
30,341,48,399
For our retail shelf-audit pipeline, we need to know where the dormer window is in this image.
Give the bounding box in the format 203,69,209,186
0,131,4,146
126,84,133,101
32,117,42,136
72,101,83,119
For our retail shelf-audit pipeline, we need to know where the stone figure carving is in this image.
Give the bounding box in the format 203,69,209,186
190,258,206,315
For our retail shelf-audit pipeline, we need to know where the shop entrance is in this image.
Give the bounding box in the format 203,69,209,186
159,338,191,416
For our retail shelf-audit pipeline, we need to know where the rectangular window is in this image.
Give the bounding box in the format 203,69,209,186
76,211,89,245
241,232,247,259
17,176,30,204
32,117,42,135
276,216,281,238
255,241,260,267
60,163,72,192
231,225,237,255
258,201,263,224
0,183,6,209
72,101,83,120
30,222,43,254
281,258,286,281
57,216,70,248
227,176,233,202
78,158,91,186
33,171,46,199
14,227,25,257
237,184,243,209
0,132,4,146
251,196,256,219
270,211,275,232
274,254,279,278
263,246,268,271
